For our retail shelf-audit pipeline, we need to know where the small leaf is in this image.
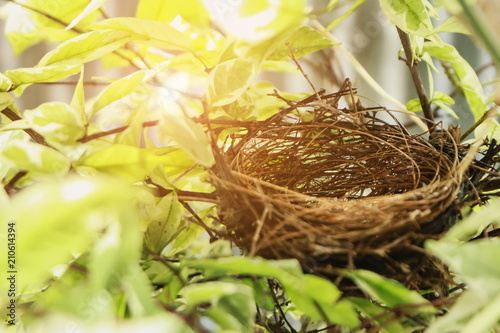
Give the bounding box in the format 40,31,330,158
38,30,134,66
145,194,185,254
169,223,206,256
426,239,500,293
208,58,254,107
348,297,406,333
379,0,435,38
0,92,15,111
423,42,487,119
88,18,192,50
441,199,500,242
157,93,214,166
431,91,455,105
136,0,210,29
70,70,86,123
66,0,107,31
348,270,436,313
267,26,338,61
0,73,12,92
434,16,471,35
325,0,367,32
406,97,422,112
24,102,85,143
432,100,459,119
0,140,70,176
76,144,163,181
90,70,148,118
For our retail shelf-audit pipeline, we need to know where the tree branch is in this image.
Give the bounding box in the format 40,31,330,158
77,119,160,143
1,107,51,147
397,27,434,131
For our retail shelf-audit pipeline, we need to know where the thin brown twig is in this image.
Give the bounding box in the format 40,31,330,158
396,27,434,131
286,41,322,101
3,170,27,194
77,119,160,143
1,107,51,147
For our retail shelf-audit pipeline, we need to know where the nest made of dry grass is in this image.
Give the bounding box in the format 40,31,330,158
210,81,499,293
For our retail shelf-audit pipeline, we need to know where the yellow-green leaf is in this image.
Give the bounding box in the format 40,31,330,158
157,94,214,166
0,92,15,111
4,64,82,89
145,194,185,254
208,58,254,107
267,26,338,61
0,73,12,92
65,0,107,31
423,42,487,119
38,30,134,66
70,70,86,123
0,1,99,55
348,270,436,313
24,102,85,143
90,70,148,118
76,144,163,182
88,18,192,50
136,0,210,29
379,0,435,37
0,140,70,176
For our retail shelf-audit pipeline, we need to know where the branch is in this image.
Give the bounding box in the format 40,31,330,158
77,119,160,143
3,170,28,194
396,27,434,131
1,107,51,147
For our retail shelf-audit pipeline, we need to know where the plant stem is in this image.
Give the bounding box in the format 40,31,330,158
396,27,434,131
1,107,51,147
77,119,160,143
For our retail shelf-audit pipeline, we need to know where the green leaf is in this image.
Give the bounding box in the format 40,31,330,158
156,93,214,166
434,16,471,35
235,0,306,63
441,199,500,243
208,58,254,106
65,0,107,31
88,18,192,50
0,92,15,111
0,1,100,55
181,281,255,333
425,290,493,333
430,91,458,118
431,91,455,105
423,42,487,119
379,0,436,38
38,30,134,66
406,97,422,112
136,0,210,29
23,102,85,143
267,26,338,61
169,223,206,256
0,140,70,176
70,70,86,123
426,239,500,332
325,0,367,32
184,256,358,327
348,270,436,313
76,145,163,181
0,73,12,92
348,297,406,333
427,239,500,293
90,70,148,118
145,194,185,254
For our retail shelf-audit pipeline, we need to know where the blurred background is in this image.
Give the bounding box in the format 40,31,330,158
0,0,496,133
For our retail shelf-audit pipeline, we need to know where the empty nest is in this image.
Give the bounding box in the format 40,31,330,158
211,80,500,294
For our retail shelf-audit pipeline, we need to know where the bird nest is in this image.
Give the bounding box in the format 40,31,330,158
210,81,499,294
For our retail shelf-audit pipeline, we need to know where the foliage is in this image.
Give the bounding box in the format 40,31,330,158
0,0,499,332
